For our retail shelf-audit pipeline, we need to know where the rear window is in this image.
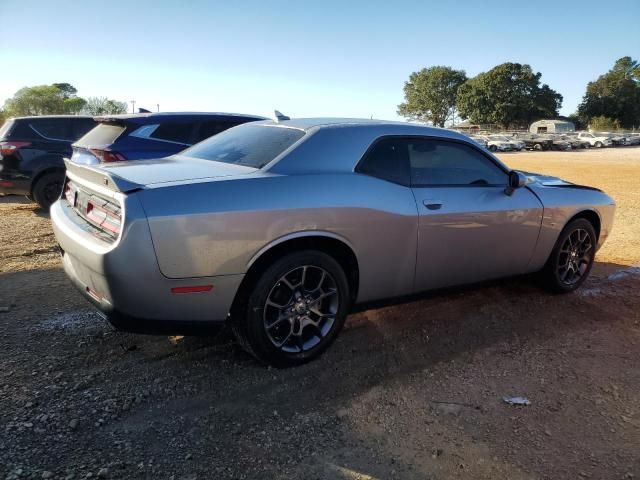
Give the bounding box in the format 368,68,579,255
150,122,194,144
75,123,126,146
182,124,305,168
29,118,71,140
0,120,13,140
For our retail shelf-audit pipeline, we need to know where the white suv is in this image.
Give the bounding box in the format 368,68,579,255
576,132,613,148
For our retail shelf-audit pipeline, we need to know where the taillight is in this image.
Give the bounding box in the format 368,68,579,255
86,200,122,236
64,179,76,206
0,141,31,156
89,148,127,163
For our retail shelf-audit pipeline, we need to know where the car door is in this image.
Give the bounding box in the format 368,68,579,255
408,137,543,291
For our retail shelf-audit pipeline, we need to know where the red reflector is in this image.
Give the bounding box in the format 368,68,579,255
0,181,14,187
171,285,213,294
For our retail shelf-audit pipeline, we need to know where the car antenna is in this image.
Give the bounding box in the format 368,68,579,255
274,110,290,122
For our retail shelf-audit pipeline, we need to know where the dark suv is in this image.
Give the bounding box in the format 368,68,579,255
70,112,266,165
0,115,97,209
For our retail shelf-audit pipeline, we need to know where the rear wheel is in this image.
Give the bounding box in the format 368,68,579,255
489,145,498,152
232,250,350,367
595,141,603,148
540,218,597,293
32,172,64,210
533,143,543,151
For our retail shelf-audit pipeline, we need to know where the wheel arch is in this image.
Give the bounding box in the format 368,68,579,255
566,209,601,241
30,166,65,195
231,232,360,317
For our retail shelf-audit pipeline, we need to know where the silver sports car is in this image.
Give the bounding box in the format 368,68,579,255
51,118,615,366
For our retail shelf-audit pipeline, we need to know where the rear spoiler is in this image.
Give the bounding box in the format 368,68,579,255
64,159,143,193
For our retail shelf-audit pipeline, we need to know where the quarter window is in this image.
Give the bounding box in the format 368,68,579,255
356,138,410,186
408,139,507,186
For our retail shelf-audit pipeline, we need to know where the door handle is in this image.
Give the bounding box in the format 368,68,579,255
423,199,443,210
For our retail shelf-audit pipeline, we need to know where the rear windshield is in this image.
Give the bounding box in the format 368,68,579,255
0,120,13,140
182,124,305,168
75,122,126,146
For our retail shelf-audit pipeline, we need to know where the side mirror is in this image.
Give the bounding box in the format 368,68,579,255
505,171,527,196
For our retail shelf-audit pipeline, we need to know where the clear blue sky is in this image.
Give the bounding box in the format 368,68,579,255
1,0,638,121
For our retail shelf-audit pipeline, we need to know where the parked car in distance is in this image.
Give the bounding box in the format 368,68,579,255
541,134,572,151
490,134,525,151
515,134,553,151
562,133,590,149
70,112,266,165
576,132,613,148
467,135,488,149
478,135,516,152
0,115,97,209
51,118,615,366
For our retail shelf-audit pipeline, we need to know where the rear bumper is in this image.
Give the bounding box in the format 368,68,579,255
51,197,243,330
0,173,31,195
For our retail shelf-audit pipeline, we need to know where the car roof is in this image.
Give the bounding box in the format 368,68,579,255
10,115,94,121
94,112,267,122
254,117,470,139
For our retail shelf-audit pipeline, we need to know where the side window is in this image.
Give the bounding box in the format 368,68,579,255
409,139,507,186
196,120,238,142
29,119,71,141
150,122,195,144
356,138,410,186
70,118,96,140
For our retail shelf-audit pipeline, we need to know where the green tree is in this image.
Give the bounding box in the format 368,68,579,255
456,63,562,128
398,66,467,127
63,97,88,114
589,115,620,131
3,83,89,116
0,109,6,127
577,56,640,129
52,83,78,99
82,97,128,115
3,85,67,116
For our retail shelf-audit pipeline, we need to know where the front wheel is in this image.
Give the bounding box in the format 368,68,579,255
533,143,543,151
489,145,498,152
540,218,597,293
232,250,350,367
594,141,603,148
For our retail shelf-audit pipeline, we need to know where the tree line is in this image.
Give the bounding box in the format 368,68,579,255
0,83,127,124
398,56,640,130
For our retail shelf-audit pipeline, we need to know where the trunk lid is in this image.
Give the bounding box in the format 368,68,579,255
96,155,258,188
64,155,257,193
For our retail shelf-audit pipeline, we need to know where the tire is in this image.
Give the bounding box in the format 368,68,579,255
533,143,543,151
489,145,498,152
540,218,597,293
231,250,350,367
32,172,64,210
594,141,603,148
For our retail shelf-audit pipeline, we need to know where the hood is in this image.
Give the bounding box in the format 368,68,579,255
519,171,601,191
96,155,258,188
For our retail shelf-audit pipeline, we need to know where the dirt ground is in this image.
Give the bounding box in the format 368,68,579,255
1,147,639,480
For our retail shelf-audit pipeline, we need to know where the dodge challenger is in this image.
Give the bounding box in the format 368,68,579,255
51,119,615,366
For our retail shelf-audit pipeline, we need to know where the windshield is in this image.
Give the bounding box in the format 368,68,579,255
182,124,305,168
489,135,510,141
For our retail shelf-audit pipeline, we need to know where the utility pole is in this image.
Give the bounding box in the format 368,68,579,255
130,100,136,114
157,104,160,112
